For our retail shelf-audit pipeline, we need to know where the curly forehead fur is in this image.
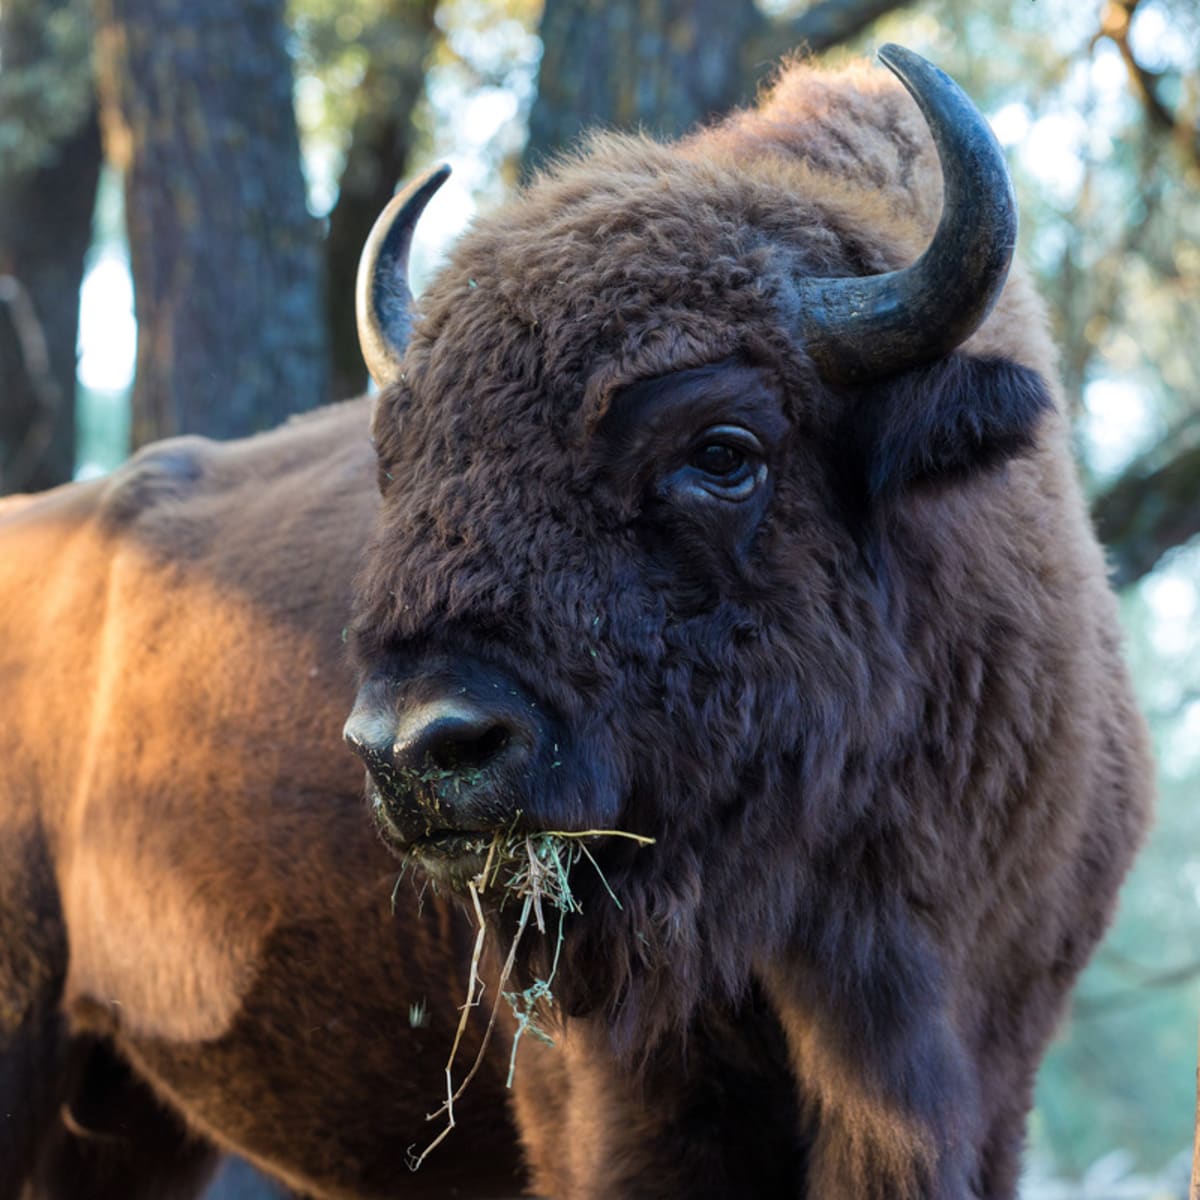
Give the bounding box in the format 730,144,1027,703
376,56,1056,442
351,54,1149,1198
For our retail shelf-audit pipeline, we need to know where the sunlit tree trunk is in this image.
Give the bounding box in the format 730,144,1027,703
0,0,101,494
93,0,327,446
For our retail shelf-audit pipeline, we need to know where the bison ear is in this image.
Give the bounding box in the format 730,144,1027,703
851,355,1054,498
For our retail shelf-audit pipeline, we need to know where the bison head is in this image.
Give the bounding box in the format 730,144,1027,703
344,46,1051,1048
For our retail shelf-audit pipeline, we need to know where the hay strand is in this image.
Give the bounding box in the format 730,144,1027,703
406,826,654,1170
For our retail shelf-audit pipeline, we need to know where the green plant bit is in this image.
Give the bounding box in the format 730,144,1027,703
504,902,567,1087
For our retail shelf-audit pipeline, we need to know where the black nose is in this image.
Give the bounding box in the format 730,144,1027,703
343,695,529,822
391,700,516,774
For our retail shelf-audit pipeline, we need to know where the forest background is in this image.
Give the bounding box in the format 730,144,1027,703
1,0,1198,1195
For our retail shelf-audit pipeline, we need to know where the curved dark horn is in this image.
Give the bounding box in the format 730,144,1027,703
797,44,1017,384
356,163,451,387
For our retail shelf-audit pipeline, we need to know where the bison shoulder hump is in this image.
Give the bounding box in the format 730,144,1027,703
98,435,210,529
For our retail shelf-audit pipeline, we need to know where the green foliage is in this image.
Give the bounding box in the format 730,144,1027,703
0,0,94,176
288,0,437,211
290,0,428,135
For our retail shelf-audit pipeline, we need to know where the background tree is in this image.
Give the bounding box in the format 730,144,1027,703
293,0,440,399
92,0,328,446
0,0,100,493
526,0,914,170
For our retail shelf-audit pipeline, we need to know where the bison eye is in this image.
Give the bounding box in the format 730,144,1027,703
691,442,744,477
675,425,765,502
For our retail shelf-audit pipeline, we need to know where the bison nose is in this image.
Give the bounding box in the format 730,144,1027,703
343,696,529,803
392,700,518,775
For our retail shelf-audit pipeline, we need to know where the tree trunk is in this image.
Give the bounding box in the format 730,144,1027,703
524,0,916,170
524,0,768,171
0,0,102,494
93,0,328,446
324,0,438,401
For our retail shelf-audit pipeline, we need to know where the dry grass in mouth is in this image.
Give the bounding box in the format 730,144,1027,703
406,826,655,1171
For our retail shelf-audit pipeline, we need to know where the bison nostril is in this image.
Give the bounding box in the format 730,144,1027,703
393,701,520,779
426,721,510,772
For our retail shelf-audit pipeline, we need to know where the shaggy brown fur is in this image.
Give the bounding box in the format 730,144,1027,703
0,52,1153,1200
0,402,524,1198
346,55,1155,1199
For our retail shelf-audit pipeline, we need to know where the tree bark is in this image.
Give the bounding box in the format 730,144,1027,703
93,0,328,446
525,0,768,171
0,0,102,494
524,0,915,170
324,0,438,401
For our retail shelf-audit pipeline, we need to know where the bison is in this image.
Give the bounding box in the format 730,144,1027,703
343,44,1154,1200
0,402,527,1196
0,44,1152,1200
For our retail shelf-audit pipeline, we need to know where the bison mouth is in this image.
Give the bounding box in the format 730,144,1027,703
368,787,504,881
404,827,498,882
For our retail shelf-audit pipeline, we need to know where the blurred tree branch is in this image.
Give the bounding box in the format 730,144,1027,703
1096,0,1200,169
1093,443,1200,587
748,0,916,67
1076,956,1200,1016
1072,0,1200,584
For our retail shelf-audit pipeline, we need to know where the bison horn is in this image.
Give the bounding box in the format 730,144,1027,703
356,163,451,387
796,44,1017,384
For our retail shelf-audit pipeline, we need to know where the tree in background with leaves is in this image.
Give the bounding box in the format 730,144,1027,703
92,0,328,445
293,0,439,399
0,0,99,492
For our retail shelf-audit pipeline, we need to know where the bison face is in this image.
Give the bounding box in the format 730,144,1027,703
344,47,1051,1042
346,356,804,872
